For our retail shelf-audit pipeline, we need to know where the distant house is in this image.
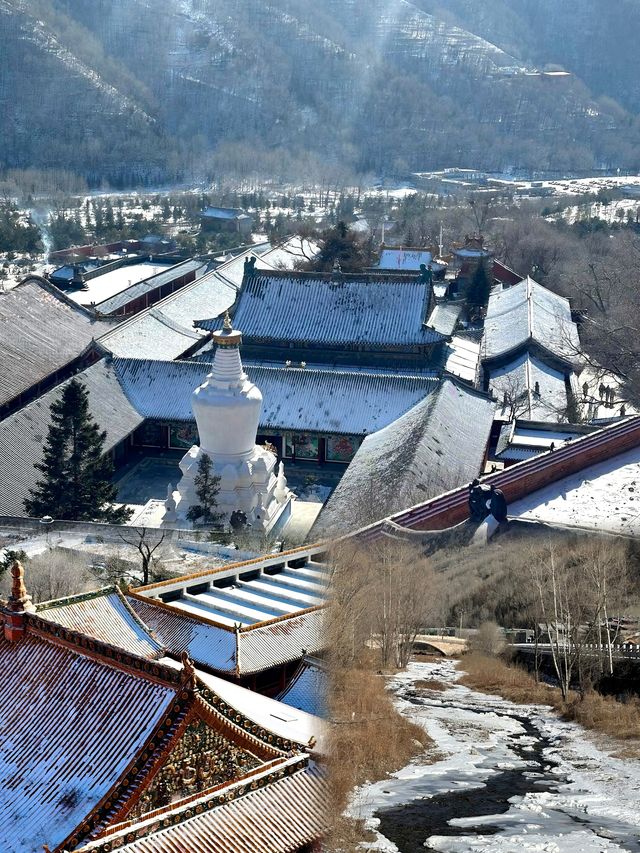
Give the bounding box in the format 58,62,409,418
200,206,253,235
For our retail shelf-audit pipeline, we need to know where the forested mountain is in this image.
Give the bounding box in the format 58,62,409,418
2,0,640,186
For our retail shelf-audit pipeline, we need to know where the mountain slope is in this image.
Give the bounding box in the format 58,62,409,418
1,0,639,185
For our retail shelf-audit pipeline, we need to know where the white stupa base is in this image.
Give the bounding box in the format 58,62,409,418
163,445,293,535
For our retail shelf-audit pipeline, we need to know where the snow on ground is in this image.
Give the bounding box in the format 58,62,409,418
348,659,640,852
509,444,640,536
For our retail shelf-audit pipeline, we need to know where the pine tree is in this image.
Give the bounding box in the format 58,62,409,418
24,379,132,523
467,261,492,308
186,453,223,527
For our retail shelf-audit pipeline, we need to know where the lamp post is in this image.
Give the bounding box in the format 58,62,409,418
39,515,54,547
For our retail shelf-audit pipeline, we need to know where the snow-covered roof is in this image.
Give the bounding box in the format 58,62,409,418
426,302,462,336
0,278,110,411
444,335,481,384
277,656,327,717
313,379,495,537
495,420,600,462
0,359,143,517
196,271,445,348
488,351,572,421
0,630,177,853
509,443,640,536
201,206,246,220
483,277,581,366
36,587,165,659
77,759,326,853
113,357,439,436
98,307,204,359
377,248,432,271
95,259,206,314
129,547,329,674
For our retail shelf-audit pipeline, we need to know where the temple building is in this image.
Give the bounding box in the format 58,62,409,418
482,277,583,422
194,267,458,370
164,315,293,533
0,562,326,853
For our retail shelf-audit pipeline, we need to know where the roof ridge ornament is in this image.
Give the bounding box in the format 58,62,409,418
8,560,35,614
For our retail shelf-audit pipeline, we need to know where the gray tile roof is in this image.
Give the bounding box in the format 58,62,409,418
426,301,462,336
0,359,143,516
0,279,111,408
94,259,206,314
195,272,445,347
488,352,571,421
312,379,496,537
97,269,238,359
112,357,439,436
483,277,581,365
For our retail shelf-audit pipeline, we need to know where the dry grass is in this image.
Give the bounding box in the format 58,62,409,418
414,678,447,692
327,665,434,851
460,652,640,751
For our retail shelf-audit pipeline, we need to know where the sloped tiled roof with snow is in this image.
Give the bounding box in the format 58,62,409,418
0,631,176,853
277,657,327,717
312,379,495,538
483,277,581,366
0,278,111,409
196,271,445,347
113,357,438,435
488,351,572,422
36,587,165,659
0,359,143,517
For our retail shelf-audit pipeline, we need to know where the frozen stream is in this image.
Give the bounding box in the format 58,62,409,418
347,660,640,852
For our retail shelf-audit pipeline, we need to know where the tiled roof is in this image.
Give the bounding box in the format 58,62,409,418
129,547,329,675
97,265,239,359
313,379,495,537
483,277,581,365
488,352,572,421
95,259,206,314
238,610,326,674
79,760,327,853
377,248,432,270
195,271,445,347
202,207,246,220
0,278,111,408
444,335,481,384
98,307,204,359
36,588,165,659
0,631,176,853
127,596,238,672
495,420,600,462
0,359,143,517
113,357,439,435
426,301,462,336
277,657,327,717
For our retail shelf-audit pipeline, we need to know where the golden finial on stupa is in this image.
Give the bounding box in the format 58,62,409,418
223,310,233,331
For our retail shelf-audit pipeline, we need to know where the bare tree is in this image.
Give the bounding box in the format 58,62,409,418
117,528,166,586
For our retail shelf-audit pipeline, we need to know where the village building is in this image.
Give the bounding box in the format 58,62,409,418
0,562,326,853
482,277,583,422
201,206,253,235
165,315,294,533
0,277,112,420
312,379,496,537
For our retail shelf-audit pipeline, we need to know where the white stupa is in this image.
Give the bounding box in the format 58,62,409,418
164,313,292,532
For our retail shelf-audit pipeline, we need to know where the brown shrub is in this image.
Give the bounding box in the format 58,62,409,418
414,678,447,692
328,666,433,851
460,653,640,750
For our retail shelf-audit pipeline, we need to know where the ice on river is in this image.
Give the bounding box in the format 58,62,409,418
347,660,640,852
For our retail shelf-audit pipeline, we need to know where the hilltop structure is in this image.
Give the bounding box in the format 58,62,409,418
165,315,293,533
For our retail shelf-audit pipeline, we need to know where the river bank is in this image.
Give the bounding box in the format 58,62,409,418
347,659,640,852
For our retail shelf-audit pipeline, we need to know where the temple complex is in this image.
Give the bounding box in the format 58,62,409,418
164,314,293,533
